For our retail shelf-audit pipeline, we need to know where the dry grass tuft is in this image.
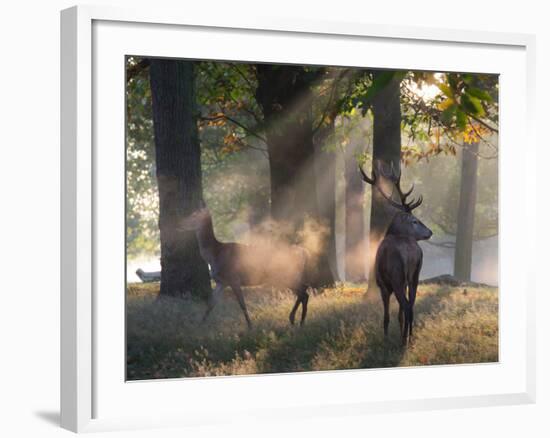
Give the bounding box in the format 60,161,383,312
126,282,498,380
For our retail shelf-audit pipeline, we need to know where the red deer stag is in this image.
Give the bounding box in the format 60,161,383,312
360,161,432,345
180,205,310,328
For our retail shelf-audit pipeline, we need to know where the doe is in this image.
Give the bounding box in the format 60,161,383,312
180,205,310,328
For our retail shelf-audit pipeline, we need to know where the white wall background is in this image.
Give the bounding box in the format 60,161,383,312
0,1,546,437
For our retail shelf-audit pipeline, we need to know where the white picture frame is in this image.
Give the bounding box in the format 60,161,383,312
60,4,536,433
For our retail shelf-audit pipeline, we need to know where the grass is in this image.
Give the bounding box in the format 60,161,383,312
126,282,498,380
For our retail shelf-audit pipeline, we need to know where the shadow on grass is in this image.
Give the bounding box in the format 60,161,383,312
257,287,453,373
126,283,456,379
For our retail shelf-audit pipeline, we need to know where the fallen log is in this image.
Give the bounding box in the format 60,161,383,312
136,268,160,283
419,274,492,288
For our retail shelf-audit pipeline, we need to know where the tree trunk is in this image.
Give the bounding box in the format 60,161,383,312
367,72,402,289
344,134,366,282
454,141,480,282
149,59,212,299
314,118,340,282
255,65,334,287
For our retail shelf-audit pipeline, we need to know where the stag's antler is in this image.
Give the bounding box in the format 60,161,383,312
359,160,423,212
379,162,423,211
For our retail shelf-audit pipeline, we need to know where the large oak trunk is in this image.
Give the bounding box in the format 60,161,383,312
367,72,402,289
149,59,212,299
255,65,334,287
454,141,480,281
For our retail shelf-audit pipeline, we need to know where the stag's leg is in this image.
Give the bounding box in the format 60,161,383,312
230,282,252,329
393,288,410,346
379,285,391,337
201,283,224,324
408,270,420,339
398,308,404,337
408,285,417,339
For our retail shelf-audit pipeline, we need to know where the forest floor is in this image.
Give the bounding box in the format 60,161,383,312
126,282,498,380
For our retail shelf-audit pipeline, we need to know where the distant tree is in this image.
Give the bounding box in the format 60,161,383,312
337,70,407,286
443,74,497,281
311,69,360,282
314,118,340,281
342,117,367,282
255,64,334,287
149,59,211,299
454,140,480,281
307,69,367,282
401,71,498,281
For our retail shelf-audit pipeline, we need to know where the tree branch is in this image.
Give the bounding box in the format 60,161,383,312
469,113,499,134
126,59,150,83
228,63,256,93
200,114,267,144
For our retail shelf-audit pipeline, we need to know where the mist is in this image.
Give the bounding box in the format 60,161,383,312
128,121,499,288
127,64,499,288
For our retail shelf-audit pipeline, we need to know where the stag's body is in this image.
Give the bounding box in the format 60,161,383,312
182,207,310,328
375,220,426,344
361,162,432,345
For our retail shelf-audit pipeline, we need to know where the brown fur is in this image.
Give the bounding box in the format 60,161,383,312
181,207,310,327
360,162,432,345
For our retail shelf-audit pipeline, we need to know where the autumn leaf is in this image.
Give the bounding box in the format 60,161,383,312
437,83,454,98
437,98,455,111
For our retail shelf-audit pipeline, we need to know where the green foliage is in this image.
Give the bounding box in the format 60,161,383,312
125,58,499,259
341,70,407,116
126,57,271,252
126,57,159,258
401,71,498,158
126,283,498,379
196,61,270,241
398,71,499,240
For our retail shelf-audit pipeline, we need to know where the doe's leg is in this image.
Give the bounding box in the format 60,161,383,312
230,282,252,329
299,290,309,326
289,285,309,326
201,283,224,324
289,295,301,325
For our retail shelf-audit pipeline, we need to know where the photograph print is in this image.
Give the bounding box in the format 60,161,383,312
125,57,499,380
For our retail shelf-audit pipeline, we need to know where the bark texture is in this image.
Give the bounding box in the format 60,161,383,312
149,59,212,299
367,72,403,289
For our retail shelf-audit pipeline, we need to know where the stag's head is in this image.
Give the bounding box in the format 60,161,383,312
360,160,432,241
179,202,211,232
